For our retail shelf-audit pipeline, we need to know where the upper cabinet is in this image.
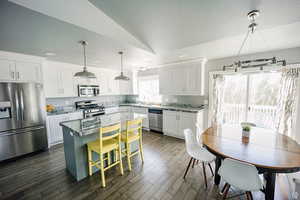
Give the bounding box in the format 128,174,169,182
96,69,120,95
43,61,77,98
97,69,135,95
159,60,204,95
119,71,134,95
15,61,41,83
0,59,15,81
0,59,42,83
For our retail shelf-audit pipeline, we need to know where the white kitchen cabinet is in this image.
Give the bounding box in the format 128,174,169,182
0,59,15,81
0,59,41,82
163,110,206,139
98,69,120,95
109,71,120,95
43,62,77,98
47,111,83,146
159,69,174,95
159,61,204,95
15,61,41,83
163,110,179,137
132,107,149,129
119,71,134,95
178,112,198,138
98,70,110,95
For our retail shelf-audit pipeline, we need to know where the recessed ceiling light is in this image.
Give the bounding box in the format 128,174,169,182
45,52,56,56
179,54,188,58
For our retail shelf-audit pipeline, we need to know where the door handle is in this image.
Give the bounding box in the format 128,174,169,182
11,71,15,79
17,72,20,80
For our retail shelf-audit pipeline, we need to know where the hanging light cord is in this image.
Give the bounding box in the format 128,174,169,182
237,29,250,58
83,42,87,71
119,52,123,74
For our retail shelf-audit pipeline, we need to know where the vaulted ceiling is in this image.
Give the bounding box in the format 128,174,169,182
1,0,300,69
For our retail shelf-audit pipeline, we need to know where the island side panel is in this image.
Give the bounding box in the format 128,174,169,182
73,132,99,181
62,127,78,179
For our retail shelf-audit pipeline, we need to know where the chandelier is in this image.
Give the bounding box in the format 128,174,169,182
223,10,286,72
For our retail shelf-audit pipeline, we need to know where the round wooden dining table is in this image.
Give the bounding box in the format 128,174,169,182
202,124,300,200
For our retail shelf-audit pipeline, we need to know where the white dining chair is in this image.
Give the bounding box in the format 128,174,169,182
286,172,300,200
183,129,216,188
218,158,263,200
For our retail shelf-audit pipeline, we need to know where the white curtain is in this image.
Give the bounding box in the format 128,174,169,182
275,67,300,141
211,74,225,125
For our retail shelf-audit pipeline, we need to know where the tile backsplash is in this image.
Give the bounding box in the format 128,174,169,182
126,95,207,107
46,95,126,108
47,94,206,110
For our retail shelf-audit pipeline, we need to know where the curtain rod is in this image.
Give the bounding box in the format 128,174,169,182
209,62,300,76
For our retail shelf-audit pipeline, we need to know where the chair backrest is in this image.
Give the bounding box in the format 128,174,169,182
183,129,199,155
125,118,143,138
195,123,203,146
218,158,263,191
99,123,121,151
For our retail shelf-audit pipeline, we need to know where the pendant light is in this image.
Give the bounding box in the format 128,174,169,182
223,10,286,72
74,40,96,79
115,51,130,81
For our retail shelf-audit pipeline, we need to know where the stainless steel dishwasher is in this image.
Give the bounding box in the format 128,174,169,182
148,108,163,133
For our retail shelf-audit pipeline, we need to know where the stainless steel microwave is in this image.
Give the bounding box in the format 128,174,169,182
78,85,100,97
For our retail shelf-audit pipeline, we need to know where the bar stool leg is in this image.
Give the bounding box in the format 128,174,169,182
100,153,106,187
126,142,132,171
139,138,144,163
87,147,93,176
118,144,124,175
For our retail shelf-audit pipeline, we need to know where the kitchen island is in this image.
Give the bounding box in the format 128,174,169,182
60,111,146,181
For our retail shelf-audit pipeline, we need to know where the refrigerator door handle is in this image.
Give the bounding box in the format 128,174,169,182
19,88,25,120
14,88,21,120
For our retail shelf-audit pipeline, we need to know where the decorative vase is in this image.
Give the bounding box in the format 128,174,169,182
242,130,250,138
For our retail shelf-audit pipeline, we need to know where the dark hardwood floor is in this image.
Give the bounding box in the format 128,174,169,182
0,131,289,200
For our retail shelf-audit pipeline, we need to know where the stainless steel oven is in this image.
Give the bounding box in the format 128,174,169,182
75,100,105,119
78,85,100,97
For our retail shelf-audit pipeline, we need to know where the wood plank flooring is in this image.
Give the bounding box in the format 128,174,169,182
0,131,289,200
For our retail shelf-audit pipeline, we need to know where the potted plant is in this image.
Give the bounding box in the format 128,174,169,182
242,125,251,138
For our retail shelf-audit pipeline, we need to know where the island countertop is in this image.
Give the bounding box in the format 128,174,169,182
60,111,147,137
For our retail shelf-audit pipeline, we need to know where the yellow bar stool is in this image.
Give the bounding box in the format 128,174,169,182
122,118,144,171
87,123,124,187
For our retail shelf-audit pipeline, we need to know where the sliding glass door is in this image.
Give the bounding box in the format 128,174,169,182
221,72,281,130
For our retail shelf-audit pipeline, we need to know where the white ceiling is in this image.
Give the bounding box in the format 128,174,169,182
2,0,300,70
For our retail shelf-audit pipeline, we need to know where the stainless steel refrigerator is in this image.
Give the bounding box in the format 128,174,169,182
0,82,48,161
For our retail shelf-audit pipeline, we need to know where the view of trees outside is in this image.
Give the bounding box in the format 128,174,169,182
248,72,281,106
221,72,281,129
138,75,162,103
222,75,247,123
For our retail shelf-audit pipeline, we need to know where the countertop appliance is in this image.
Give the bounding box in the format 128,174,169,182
78,85,100,97
75,100,105,118
0,82,48,162
148,108,163,133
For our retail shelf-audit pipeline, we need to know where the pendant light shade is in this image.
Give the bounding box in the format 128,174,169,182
74,41,96,79
115,51,130,81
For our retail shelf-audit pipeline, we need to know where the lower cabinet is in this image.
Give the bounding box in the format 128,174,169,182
46,111,83,146
131,107,149,130
163,110,206,139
